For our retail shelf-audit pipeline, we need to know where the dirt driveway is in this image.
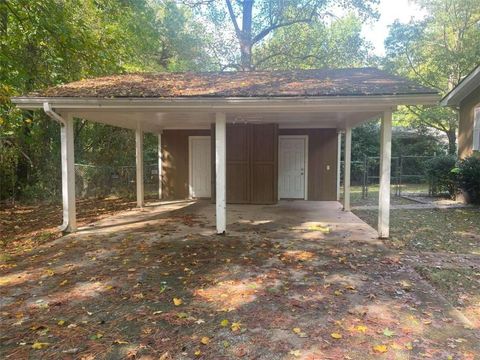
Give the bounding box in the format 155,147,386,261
1,201,478,359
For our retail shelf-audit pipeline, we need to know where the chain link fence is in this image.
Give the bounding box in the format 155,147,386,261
342,154,440,199
75,163,159,199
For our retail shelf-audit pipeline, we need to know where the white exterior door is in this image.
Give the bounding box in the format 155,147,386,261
189,136,211,198
279,136,307,199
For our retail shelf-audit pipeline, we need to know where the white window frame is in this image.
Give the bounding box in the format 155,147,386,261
474,106,480,151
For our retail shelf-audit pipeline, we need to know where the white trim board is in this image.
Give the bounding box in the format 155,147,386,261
188,136,212,199
278,135,309,200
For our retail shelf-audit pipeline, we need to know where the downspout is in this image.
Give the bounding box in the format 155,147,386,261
43,102,66,126
43,102,70,232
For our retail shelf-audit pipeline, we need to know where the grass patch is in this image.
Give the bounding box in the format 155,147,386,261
415,267,480,307
342,185,418,207
353,207,480,254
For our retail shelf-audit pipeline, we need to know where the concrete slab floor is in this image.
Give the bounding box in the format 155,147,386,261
78,200,381,245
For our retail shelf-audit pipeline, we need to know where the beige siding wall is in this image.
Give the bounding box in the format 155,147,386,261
279,129,338,201
161,129,211,200
459,86,480,159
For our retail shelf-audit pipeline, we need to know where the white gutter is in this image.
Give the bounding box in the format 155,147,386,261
43,102,66,126
441,65,480,106
12,94,440,111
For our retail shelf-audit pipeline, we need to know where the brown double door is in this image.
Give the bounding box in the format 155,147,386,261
212,123,278,204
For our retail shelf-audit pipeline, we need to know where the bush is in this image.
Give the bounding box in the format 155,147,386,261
425,155,457,197
455,156,480,204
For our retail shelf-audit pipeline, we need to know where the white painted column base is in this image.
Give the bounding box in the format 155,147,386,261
60,113,76,232
158,132,162,200
215,112,226,234
343,126,352,211
136,125,144,208
378,110,392,238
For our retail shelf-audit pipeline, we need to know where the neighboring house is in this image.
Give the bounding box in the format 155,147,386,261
441,64,480,159
12,68,438,238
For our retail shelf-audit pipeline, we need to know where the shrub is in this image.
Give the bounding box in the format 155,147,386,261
454,156,480,204
425,155,457,197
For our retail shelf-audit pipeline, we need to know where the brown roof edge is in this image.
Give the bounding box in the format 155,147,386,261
22,67,438,99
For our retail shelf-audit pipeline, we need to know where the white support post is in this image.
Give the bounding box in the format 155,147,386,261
215,112,226,234
343,126,352,211
158,132,162,200
378,110,393,238
336,131,342,201
136,124,144,208
60,113,76,232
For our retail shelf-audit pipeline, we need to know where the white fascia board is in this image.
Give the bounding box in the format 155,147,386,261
441,65,480,107
12,94,439,111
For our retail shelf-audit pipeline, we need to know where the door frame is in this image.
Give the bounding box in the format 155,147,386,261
188,135,211,199
278,135,308,200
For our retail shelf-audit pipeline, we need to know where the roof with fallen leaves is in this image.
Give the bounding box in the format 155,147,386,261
29,68,437,98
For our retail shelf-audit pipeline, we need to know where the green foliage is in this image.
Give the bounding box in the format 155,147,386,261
0,0,214,202
384,0,480,154
425,155,457,197
186,0,379,70
254,15,372,70
455,156,480,204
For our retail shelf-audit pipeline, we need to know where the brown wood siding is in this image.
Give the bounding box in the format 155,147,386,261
161,129,210,200
212,123,278,204
227,124,250,203
251,124,278,204
279,129,338,201
459,86,480,159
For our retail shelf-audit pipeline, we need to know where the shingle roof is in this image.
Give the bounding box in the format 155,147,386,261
31,68,437,98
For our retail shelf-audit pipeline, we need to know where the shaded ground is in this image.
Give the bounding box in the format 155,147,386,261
0,197,140,255
1,201,479,359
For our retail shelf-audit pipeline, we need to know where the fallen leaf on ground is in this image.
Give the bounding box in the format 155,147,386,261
373,344,388,353
231,322,241,332
331,332,342,339
290,349,301,357
113,339,129,345
173,298,183,306
200,336,210,345
356,325,368,333
383,328,395,337
32,342,49,349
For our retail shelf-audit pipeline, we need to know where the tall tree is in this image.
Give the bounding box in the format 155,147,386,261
184,0,378,70
0,0,214,201
254,14,372,70
384,0,480,154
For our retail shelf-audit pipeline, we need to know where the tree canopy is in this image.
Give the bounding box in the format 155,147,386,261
384,0,480,154
183,0,378,70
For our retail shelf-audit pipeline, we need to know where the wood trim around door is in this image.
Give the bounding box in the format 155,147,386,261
278,135,309,200
188,135,211,199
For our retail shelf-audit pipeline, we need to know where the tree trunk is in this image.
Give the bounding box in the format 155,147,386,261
239,0,253,71
446,129,457,155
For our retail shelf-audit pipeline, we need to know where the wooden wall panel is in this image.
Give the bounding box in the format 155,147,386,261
279,128,338,201
251,124,278,204
212,123,278,204
226,124,250,203
459,86,480,159
162,129,210,200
